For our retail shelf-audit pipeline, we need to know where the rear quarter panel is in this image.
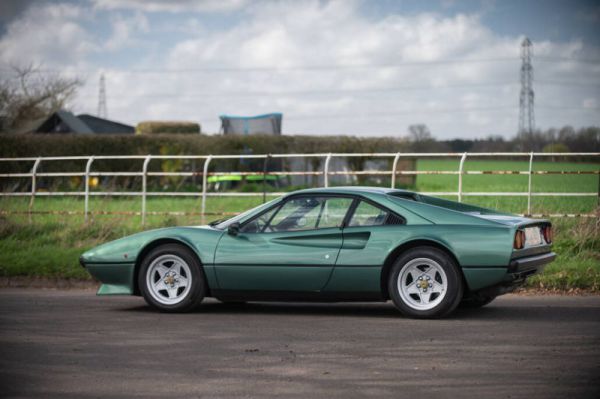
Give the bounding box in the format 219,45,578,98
328,224,513,293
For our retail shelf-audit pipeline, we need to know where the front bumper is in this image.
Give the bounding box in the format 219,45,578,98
80,258,136,295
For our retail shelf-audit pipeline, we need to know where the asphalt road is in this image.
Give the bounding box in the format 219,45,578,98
0,289,599,399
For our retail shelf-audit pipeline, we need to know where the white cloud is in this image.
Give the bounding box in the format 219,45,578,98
583,98,598,109
92,0,248,13
104,12,150,51
159,2,599,136
1,0,598,138
154,2,530,136
0,3,95,67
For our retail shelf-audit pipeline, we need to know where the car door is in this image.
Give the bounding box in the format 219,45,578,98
214,195,354,292
338,199,406,263
325,199,407,293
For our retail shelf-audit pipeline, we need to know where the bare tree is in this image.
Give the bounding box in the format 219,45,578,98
407,124,442,152
408,124,432,142
0,64,82,132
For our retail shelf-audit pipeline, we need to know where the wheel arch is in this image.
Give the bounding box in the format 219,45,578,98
380,239,467,300
133,237,207,296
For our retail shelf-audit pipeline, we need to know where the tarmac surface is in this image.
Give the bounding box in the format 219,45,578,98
0,289,599,399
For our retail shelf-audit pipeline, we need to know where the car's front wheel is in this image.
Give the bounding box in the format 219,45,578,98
138,243,206,312
388,247,463,319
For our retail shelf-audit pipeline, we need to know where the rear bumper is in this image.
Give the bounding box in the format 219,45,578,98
508,252,556,274
470,251,556,297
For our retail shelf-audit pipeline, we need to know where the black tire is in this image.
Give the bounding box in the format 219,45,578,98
460,294,497,309
138,243,206,312
388,246,463,319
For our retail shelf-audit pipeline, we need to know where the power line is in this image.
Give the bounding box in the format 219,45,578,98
536,56,600,64
537,80,600,88
76,81,519,99
537,104,600,111
1,56,598,76
283,106,517,121
3,56,598,76
73,79,600,99
0,58,518,74
11,57,600,74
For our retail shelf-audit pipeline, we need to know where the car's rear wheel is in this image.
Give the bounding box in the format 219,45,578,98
388,246,463,319
139,244,206,312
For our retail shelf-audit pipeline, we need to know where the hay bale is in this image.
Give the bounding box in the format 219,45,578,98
136,121,201,135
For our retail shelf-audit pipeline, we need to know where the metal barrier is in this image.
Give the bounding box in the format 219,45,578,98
0,152,598,224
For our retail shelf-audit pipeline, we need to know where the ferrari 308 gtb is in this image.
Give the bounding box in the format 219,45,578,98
80,187,555,318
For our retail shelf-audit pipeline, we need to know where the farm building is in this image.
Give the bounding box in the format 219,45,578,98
20,110,134,135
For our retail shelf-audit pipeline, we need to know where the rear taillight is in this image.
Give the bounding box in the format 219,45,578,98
542,225,553,244
514,230,525,250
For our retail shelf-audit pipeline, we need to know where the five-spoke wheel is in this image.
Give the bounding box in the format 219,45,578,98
389,247,463,318
139,244,206,312
398,258,448,311
146,254,192,305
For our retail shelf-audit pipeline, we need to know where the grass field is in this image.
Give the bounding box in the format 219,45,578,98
0,159,598,291
417,159,598,214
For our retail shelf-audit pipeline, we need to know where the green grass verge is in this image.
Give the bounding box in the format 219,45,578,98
525,218,599,291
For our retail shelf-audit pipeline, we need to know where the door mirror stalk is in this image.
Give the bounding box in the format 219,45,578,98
228,222,241,236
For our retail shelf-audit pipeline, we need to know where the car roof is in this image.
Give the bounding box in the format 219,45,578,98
284,186,416,197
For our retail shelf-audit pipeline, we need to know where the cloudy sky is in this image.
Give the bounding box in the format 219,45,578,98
1,0,599,138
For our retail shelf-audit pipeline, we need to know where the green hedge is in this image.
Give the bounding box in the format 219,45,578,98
0,134,410,158
136,121,201,135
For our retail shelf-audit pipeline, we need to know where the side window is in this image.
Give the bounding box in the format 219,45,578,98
268,197,320,231
317,197,353,228
348,201,390,227
247,196,352,233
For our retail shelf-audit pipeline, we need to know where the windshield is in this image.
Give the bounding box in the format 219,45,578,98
211,197,283,230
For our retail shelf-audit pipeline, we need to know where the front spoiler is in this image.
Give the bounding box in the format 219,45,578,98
81,261,136,295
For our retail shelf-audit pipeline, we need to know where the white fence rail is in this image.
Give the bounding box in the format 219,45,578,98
0,152,598,225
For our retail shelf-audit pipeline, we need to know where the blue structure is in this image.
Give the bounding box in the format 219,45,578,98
219,113,282,135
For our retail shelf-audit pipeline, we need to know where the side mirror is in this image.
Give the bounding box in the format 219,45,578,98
227,222,241,236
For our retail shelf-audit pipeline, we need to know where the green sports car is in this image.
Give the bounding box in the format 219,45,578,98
80,187,556,318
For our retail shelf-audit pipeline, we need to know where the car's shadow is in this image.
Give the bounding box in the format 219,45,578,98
117,299,600,322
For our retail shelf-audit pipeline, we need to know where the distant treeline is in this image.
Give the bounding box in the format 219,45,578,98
0,126,598,160
439,126,600,153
